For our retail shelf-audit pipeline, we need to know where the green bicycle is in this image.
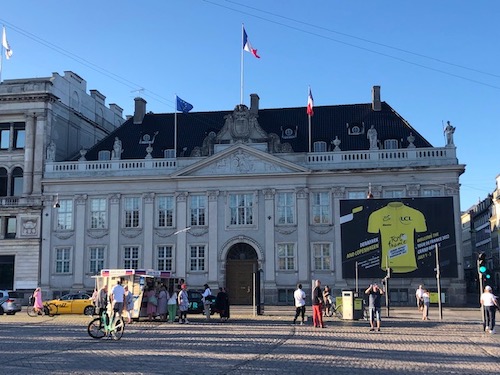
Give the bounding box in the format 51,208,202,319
87,310,125,340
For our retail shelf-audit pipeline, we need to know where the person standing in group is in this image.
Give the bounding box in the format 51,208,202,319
365,283,384,332
177,283,189,324
201,284,212,320
110,279,125,319
167,286,177,323
95,284,108,318
311,280,325,328
124,285,134,324
32,287,44,315
146,286,158,321
415,285,424,311
293,283,306,325
157,284,169,321
214,287,230,322
422,289,430,320
480,285,499,334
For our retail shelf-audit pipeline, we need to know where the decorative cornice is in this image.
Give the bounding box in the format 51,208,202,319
310,226,333,235
54,231,74,240
87,229,109,239
275,226,297,235
121,228,142,238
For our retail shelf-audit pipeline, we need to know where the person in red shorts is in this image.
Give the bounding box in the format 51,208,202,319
311,279,325,328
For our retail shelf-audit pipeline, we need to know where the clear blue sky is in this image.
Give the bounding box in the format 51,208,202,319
1,1,498,211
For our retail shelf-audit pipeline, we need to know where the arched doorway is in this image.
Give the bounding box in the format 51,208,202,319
225,243,258,305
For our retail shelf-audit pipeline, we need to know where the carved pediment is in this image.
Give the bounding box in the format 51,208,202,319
174,144,309,177
216,104,268,143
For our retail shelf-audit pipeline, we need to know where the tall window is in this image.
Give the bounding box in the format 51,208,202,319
0,129,10,149
311,192,330,224
55,247,71,274
90,198,107,229
123,246,139,269
4,217,16,239
313,243,331,270
277,192,295,224
124,197,140,228
157,245,173,271
190,245,205,271
277,243,295,270
229,193,253,225
14,128,25,149
89,246,105,274
157,196,174,227
11,167,23,197
0,168,7,196
422,188,441,197
190,195,206,226
56,199,73,230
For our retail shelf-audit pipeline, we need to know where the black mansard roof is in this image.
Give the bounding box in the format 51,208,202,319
79,100,432,161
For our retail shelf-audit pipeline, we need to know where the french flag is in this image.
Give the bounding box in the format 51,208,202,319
307,87,314,116
243,27,260,59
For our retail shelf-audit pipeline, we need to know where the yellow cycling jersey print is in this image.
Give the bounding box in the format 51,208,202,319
368,202,427,273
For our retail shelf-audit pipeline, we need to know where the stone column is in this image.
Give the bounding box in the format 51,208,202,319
73,195,87,288
23,115,35,195
263,189,276,284
32,114,46,194
108,194,121,268
175,193,188,279
40,200,52,288
333,187,345,283
207,190,219,283
143,193,155,269
296,188,309,282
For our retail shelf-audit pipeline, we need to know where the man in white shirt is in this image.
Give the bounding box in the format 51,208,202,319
415,285,424,311
110,279,125,318
480,285,498,334
201,284,212,320
293,283,306,325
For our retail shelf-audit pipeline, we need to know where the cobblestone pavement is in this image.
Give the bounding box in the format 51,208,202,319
0,307,498,374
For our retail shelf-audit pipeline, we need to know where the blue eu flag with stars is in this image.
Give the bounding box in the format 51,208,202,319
176,96,193,113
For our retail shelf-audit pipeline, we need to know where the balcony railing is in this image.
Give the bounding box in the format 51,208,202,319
0,196,43,207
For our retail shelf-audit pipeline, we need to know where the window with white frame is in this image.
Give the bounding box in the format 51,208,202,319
347,191,366,199
89,246,105,274
157,245,173,271
383,190,404,198
190,195,206,226
229,193,254,225
384,139,399,149
311,192,330,224
90,198,107,229
55,247,71,274
277,243,295,270
124,197,141,228
190,245,205,271
277,192,295,225
313,141,327,152
422,188,441,197
56,199,73,230
157,196,174,227
123,246,140,269
313,243,331,270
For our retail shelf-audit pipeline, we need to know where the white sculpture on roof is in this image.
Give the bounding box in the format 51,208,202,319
367,125,378,150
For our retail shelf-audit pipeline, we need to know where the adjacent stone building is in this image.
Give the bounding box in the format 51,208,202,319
0,71,124,292
42,86,466,305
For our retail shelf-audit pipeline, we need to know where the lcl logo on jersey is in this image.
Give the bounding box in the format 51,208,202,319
400,216,412,222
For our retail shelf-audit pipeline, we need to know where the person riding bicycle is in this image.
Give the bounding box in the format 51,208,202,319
95,284,108,318
110,280,125,320
32,287,44,315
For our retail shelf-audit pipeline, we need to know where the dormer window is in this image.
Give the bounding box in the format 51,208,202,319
313,141,327,152
164,149,175,159
98,150,111,161
384,139,398,149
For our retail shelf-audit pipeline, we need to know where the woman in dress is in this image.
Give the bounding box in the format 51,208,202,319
146,286,158,321
177,283,189,324
157,284,169,321
32,287,43,315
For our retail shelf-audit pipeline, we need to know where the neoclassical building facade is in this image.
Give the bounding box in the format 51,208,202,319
41,87,466,304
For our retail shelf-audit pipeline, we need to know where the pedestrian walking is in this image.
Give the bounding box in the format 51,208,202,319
214,287,230,321
95,284,108,318
124,285,134,323
311,280,324,328
110,279,125,319
293,283,306,325
146,286,158,321
157,284,169,321
365,282,384,332
202,284,212,320
32,287,43,315
480,285,498,334
177,283,189,324
422,289,430,320
415,285,424,311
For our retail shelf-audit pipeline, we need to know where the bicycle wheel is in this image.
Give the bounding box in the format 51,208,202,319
87,317,106,339
26,306,37,317
46,303,58,317
111,318,125,340
334,305,343,319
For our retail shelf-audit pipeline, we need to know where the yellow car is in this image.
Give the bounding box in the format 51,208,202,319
46,292,95,315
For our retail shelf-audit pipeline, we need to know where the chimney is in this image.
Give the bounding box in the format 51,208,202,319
250,93,260,115
133,97,147,124
372,85,381,111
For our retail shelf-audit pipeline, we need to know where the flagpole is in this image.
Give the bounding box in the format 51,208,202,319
240,23,245,105
174,95,178,157
308,114,312,153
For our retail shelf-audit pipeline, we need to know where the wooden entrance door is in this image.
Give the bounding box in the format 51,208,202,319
226,260,256,305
